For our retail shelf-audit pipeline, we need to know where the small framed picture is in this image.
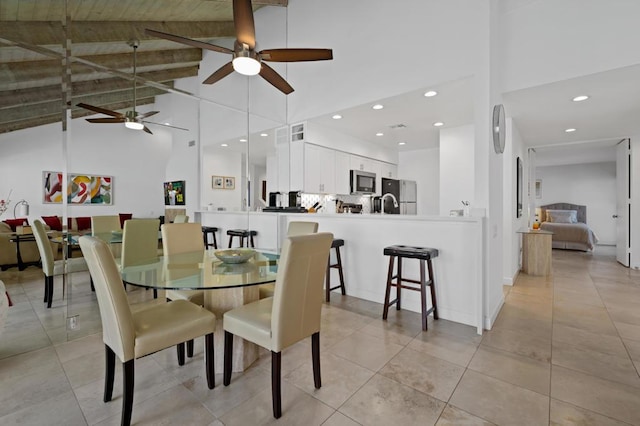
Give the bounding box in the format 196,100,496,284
535,179,542,199
224,176,235,190
212,176,224,189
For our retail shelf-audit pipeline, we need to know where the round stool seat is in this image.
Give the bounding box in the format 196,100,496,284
331,239,344,248
202,226,218,232
383,245,438,260
227,229,257,237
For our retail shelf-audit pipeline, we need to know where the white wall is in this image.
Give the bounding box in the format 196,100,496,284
439,125,475,216
631,136,640,269
201,148,243,211
536,162,617,245
398,148,439,215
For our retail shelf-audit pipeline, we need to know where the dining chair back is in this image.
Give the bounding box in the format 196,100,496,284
91,215,122,234
120,219,160,268
79,235,216,426
32,219,88,308
161,223,204,255
173,214,189,223
223,232,333,418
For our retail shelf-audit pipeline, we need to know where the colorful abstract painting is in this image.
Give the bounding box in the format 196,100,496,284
43,171,113,205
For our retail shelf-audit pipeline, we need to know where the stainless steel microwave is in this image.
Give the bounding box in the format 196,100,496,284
350,169,376,194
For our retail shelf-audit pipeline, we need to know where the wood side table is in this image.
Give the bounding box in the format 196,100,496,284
517,229,552,276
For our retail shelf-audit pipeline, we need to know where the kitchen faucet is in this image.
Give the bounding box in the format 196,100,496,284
380,193,399,215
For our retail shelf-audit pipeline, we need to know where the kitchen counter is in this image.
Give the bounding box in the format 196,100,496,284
195,210,487,333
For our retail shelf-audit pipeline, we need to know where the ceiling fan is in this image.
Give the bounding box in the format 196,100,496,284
76,40,188,134
146,0,333,95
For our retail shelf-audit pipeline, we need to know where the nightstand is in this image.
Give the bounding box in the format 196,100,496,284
517,229,553,276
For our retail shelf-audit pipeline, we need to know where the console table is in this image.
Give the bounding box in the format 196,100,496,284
517,229,552,276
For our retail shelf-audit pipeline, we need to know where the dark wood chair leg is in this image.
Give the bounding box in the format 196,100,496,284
240,237,244,248
223,331,233,386
153,289,157,299
336,247,346,295
187,339,194,358
43,276,48,302
90,278,95,292
46,276,54,308
396,257,403,310
325,258,331,302
205,333,215,389
250,235,255,248
104,345,115,402
428,259,439,320
271,351,282,419
213,233,218,249
228,236,233,248
419,260,428,331
312,332,321,389
177,342,185,366
122,359,135,426
382,256,395,319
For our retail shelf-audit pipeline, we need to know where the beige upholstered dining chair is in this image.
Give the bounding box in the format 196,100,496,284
32,219,88,308
173,214,189,223
79,236,215,426
91,215,122,234
117,219,160,296
258,221,319,299
161,222,206,359
223,232,333,419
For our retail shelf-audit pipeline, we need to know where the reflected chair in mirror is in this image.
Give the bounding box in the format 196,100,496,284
91,215,122,234
161,223,206,361
223,232,333,419
79,236,215,426
32,219,88,308
117,219,160,297
259,221,318,299
173,214,189,223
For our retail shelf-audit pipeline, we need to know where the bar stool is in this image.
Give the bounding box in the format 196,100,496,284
325,239,346,302
202,226,218,249
382,245,439,331
227,229,257,248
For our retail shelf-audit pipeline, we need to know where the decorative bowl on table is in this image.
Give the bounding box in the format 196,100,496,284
213,248,256,264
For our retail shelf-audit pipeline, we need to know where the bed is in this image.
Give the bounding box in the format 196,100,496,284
539,203,599,251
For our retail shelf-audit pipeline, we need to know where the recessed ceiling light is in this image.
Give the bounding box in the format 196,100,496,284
221,143,228,147
332,114,342,119
572,95,589,102
433,122,444,127
239,138,247,142
260,133,268,137
424,90,438,97
375,132,384,137
398,142,406,146
372,104,384,110
164,122,171,126
565,128,577,133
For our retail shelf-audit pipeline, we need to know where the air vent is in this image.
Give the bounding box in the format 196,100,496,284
389,123,407,129
188,140,196,147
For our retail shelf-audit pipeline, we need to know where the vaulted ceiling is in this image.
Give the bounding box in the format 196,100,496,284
0,0,287,134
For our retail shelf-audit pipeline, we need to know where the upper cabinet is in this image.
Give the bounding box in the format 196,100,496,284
304,144,335,194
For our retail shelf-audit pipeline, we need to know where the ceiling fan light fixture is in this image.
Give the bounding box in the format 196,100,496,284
125,120,144,130
232,56,261,76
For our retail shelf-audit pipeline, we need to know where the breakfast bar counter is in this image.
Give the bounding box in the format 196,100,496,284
195,211,486,334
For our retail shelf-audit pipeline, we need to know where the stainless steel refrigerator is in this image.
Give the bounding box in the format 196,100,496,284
381,178,417,214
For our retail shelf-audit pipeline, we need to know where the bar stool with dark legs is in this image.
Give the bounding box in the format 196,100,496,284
202,226,218,249
382,245,439,331
227,229,257,248
325,239,346,302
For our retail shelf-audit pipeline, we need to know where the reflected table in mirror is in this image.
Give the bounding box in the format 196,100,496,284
121,249,278,372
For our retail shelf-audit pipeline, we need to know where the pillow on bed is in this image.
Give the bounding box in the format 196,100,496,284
546,209,578,223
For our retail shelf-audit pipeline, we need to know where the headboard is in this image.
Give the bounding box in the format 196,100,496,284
540,203,586,224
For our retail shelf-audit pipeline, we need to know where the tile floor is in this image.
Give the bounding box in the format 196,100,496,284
1,246,640,425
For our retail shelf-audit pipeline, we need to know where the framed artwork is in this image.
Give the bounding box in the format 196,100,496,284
43,171,113,205
516,157,523,218
212,176,224,189
164,180,185,206
224,176,235,190
535,179,542,199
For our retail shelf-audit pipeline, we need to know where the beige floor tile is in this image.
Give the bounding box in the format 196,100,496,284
427,318,484,342
339,374,445,426
329,331,403,372
379,346,465,402
553,287,604,308
551,340,640,388
436,404,495,425
552,323,629,358
252,339,314,375
408,329,479,367
468,345,550,395
450,370,549,426
551,365,640,425
615,321,640,341
481,325,551,362
0,390,87,426
553,304,619,336
322,412,362,426
549,399,630,426
285,352,374,409
608,306,640,326
624,338,640,363
219,380,334,426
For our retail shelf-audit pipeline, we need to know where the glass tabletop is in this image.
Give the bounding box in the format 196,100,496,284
121,249,279,290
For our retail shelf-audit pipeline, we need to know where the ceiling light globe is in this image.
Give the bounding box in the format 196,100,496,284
565,128,577,133
125,121,144,130
332,114,342,120
424,90,438,97
572,95,589,102
433,122,444,127
372,104,384,110
233,57,261,76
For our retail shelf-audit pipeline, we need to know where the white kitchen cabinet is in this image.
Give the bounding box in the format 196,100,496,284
304,144,335,193
335,151,351,195
380,162,398,179
350,154,376,173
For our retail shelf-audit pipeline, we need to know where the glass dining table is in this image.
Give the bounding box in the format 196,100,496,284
121,249,279,372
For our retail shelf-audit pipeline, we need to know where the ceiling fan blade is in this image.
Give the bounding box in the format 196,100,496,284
145,28,233,55
77,103,123,118
203,62,235,85
143,126,153,134
259,63,294,95
86,118,125,124
260,48,333,62
143,121,189,131
138,111,160,119
233,0,256,48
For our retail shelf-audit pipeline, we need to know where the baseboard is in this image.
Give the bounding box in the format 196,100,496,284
502,269,519,286
484,295,504,331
